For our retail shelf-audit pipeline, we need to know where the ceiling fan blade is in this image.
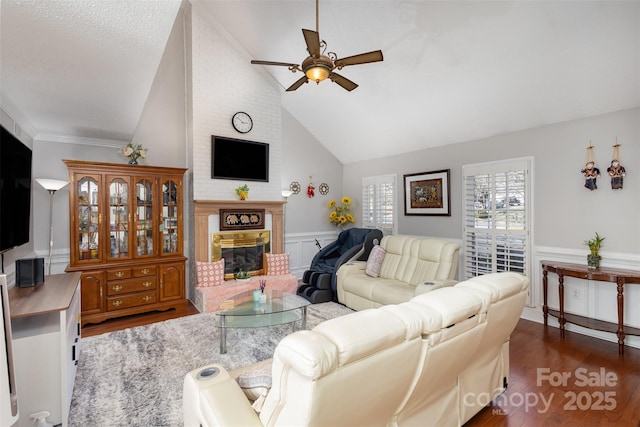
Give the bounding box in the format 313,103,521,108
329,72,358,92
302,29,321,57
335,50,384,68
286,76,309,92
251,60,299,68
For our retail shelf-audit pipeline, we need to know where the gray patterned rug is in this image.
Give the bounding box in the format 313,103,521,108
68,302,353,427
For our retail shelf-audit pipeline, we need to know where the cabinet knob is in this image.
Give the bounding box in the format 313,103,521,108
141,268,150,275
113,300,123,307
115,271,125,278
112,285,123,292
142,296,152,302
142,281,152,288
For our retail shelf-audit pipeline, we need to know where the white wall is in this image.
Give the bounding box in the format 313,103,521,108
343,107,640,347
190,3,281,201
343,108,639,255
281,109,344,234
132,3,188,169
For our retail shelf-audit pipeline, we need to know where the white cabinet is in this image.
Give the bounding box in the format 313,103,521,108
9,273,81,427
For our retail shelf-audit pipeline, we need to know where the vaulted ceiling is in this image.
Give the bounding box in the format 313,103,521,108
1,1,638,164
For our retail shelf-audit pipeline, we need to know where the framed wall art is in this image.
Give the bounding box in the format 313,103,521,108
404,169,451,216
219,209,265,231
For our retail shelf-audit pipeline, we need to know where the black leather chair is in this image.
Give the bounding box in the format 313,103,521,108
297,227,383,303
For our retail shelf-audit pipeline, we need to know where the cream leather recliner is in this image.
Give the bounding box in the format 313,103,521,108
337,234,460,310
183,272,529,427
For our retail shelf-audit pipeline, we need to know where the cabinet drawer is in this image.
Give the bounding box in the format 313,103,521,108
133,266,157,277
107,291,156,311
107,277,157,296
107,268,132,281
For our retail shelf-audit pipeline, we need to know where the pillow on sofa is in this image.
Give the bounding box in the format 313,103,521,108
230,358,273,403
196,259,225,287
365,245,386,277
267,253,290,276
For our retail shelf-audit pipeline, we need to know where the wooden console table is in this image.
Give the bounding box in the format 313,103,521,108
542,260,640,354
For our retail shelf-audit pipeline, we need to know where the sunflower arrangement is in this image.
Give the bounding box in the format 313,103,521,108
328,196,355,226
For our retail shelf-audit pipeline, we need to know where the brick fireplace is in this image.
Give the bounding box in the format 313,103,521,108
193,200,296,313
193,200,286,262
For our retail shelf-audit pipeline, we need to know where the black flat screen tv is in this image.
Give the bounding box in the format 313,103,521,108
0,124,32,252
211,135,269,182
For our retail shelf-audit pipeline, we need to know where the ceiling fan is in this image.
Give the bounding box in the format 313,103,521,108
250,0,383,92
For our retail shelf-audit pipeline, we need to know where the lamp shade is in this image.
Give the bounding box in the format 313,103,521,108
281,190,294,198
305,65,330,82
36,179,68,192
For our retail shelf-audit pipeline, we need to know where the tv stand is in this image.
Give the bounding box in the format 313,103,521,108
9,272,81,427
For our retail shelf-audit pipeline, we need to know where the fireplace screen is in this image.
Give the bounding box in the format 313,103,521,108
211,230,271,279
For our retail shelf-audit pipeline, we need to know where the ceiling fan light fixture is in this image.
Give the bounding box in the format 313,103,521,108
305,65,330,83
302,55,333,83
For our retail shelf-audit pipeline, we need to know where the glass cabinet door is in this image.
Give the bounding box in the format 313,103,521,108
107,177,130,260
77,176,101,262
135,178,155,257
161,180,180,255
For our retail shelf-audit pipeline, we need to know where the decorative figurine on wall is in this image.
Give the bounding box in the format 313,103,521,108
307,177,315,198
607,142,625,190
580,144,600,191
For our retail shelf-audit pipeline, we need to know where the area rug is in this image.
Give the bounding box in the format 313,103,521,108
68,302,353,427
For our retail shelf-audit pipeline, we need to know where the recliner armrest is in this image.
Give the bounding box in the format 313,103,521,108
414,279,458,295
337,261,366,276
184,364,263,427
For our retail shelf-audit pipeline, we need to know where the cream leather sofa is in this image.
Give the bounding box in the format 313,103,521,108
183,272,529,427
337,234,460,310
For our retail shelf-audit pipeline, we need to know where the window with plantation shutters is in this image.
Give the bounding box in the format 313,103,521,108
362,174,396,235
463,158,532,279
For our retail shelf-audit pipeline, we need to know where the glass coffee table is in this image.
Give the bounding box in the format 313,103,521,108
214,289,310,354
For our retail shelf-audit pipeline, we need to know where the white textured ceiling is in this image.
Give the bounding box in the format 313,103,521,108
0,0,182,142
1,1,639,164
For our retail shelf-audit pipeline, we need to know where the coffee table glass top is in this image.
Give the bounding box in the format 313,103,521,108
214,289,310,329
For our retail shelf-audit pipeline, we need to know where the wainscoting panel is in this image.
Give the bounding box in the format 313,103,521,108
524,246,640,349
284,231,339,279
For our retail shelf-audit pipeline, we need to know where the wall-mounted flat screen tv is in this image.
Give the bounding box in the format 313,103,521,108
211,135,269,182
0,124,32,252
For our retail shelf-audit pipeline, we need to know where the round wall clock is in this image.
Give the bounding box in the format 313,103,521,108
232,112,253,133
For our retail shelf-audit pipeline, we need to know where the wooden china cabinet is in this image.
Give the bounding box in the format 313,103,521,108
64,160,188,326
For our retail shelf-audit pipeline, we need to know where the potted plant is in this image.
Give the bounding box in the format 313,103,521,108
234,269,251,281
583,232,605,269
235,184,249,200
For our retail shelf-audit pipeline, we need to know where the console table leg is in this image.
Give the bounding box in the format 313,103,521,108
617,279,625,355
558,273,565,338
542,269,548,326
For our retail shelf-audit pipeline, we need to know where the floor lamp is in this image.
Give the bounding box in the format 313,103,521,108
36,179,69,276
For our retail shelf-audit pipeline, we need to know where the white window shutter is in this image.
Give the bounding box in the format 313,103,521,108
463,159,531,279
362,174,396,235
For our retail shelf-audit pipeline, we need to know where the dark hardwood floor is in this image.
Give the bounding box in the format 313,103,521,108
81,303,200,337
81,307,640,426
466,319,640,426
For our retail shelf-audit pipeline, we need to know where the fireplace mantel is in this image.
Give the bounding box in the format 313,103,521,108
194,200,286,262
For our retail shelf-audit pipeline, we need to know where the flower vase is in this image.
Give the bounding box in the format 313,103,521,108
128,158,138,165
587,254,601,269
